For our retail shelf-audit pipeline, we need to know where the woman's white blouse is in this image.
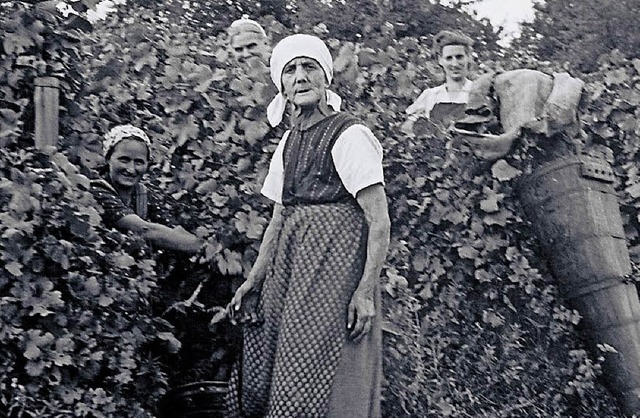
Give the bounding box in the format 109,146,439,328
261,124,385,204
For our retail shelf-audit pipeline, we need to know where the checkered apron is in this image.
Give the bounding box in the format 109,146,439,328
230,201,368,417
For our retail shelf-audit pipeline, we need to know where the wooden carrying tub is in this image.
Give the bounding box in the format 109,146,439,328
518,154,640,415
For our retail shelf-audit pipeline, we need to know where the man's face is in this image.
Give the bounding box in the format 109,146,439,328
230,32,268,64
438,44,471,82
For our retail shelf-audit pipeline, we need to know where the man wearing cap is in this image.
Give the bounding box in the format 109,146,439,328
406,30,475,126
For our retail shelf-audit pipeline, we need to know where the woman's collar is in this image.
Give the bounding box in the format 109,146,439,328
291,102,335,130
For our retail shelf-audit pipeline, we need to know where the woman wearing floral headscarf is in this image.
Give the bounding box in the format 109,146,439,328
90,124,202,252
228,34,390,417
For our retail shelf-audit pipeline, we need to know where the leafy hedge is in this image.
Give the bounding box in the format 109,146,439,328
2,1,639,416
0,147,178,416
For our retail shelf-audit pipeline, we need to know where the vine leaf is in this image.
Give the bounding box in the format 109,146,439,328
3,32,34,55
112,253,135,269
5,260,23,276
458,245,479,260
604,68,630,86
483,309,505,327
84,276,101,296
52,336,75,366
234,210,267,240
98,295,114,307
480,188,504,213
216,249,243,275
491,160,521,181
157,332,182,353
437,399,455,416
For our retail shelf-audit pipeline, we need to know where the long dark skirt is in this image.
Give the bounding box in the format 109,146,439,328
229,202,382,418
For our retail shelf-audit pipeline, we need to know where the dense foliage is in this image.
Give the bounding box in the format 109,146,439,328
1,0,639,416
515,0,640,72
123,0,500,50
1,3,174,416
0,147,177,416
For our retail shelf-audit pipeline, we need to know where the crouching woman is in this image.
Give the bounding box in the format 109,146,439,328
90,124,202,252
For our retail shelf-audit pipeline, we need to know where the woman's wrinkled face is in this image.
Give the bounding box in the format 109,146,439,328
107,138,149,190
281,57,328,109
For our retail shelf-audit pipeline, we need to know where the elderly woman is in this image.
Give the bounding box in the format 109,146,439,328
229,34,390,417
90,125,202,252
228,17,270,65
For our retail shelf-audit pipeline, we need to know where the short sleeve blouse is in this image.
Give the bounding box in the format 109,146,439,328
261,124,385,204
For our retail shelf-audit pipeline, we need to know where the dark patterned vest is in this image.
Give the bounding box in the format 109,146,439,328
281,112,360,205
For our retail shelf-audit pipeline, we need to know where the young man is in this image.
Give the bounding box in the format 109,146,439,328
406,30,474,126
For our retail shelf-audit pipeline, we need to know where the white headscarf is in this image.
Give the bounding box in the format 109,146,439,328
103,124,151,157
229,17,267,38
267,34,342,127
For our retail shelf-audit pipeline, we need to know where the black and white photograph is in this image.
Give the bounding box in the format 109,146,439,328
1,0,639,416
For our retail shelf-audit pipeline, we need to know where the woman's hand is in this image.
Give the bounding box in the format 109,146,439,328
228,279,261,325
347,286,376,343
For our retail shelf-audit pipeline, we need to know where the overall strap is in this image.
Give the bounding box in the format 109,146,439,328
134,183,148,220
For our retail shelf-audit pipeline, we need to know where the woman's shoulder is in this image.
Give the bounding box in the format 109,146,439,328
89,169,116,192
328,112,368,135
88,177,137,228
332,112,372,134
333,111,360,123
89,176,120,202
334,120,382,156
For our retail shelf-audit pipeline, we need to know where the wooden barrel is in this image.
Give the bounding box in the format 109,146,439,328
160,381,228,418
518,154,640,415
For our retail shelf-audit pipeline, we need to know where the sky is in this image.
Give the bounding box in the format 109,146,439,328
464,0,538,44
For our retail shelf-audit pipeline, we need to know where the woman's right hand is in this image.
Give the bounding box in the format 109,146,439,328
230,279,254,311
228,203,281,324
228,279,261,325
